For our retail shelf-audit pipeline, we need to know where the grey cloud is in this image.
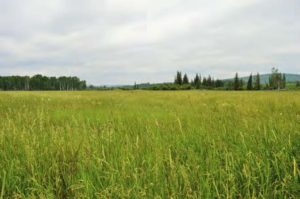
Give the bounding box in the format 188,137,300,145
0,0,299,85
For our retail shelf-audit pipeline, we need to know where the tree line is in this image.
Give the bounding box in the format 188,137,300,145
229,68,286,90
147,67,287,91
0,75,87,91
0,68,292,91
174,71,224,89
231,72,261,90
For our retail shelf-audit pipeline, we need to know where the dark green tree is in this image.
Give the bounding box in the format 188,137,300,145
207,75,212,87
247,73,253,90
202,77,207,87
0,75,86,91
282,73,286,89
193,74,201,89
174,71,183,85
254,73,261,90
183,74,189,84
233,73,240,90
215,79,224,87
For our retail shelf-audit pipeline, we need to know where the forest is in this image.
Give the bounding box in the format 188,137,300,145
0,75,86,91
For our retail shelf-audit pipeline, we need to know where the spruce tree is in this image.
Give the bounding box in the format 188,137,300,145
194,74,200,89
233,73,240,90
211,78,215,88
247,73,253,90
207,75,212,88
215,79,224,87
254,73,261,90
174,71,183,85
183,74,189,84
282,73,286,89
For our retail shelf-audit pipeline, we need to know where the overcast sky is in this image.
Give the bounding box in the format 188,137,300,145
0,0,299,85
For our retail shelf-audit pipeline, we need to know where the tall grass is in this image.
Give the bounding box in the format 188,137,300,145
0,91,299,198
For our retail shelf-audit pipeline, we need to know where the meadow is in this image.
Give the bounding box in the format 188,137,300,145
0,91,299,198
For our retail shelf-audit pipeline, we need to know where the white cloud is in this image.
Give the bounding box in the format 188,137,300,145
0,0,299,85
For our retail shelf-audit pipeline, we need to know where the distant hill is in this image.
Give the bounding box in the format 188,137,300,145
224,73,300,84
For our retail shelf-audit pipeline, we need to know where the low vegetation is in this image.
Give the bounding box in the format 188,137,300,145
0,91,299,198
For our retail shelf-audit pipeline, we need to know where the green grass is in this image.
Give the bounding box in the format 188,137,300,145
0,91,299,198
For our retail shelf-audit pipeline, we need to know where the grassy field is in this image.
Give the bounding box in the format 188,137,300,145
0,91,299,198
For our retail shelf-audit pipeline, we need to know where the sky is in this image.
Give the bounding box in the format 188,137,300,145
0,0,299,85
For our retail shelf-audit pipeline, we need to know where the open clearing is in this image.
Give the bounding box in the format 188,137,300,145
0,91,299,198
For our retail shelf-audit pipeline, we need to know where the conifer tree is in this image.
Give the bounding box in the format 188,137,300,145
254,73,261,90
211,78,215,88
174,71,183,85
247,73,253,90
183,73,189,84
207,75,212,87
215,79,224,87
282,73,286,88
194,74,201,89
233,73,240,90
